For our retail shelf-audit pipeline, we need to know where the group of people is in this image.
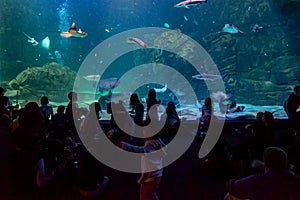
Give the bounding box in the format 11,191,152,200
0,86,182,200
1,84,300,199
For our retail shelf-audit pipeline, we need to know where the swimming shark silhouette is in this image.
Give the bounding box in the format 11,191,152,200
60,22,87,38
22,32,39,46
154,84,167,93
174,0,207,8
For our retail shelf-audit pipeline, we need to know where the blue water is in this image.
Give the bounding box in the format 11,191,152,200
1,0,300,119
0,0,222,69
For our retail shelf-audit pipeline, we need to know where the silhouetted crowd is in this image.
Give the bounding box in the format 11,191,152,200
1,85,300,200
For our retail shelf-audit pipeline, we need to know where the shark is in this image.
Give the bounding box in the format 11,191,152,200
174,0,207,8
154,84,167,93
83,74,101,82
60,22,87,38
22,32,39,46
192,73,222,80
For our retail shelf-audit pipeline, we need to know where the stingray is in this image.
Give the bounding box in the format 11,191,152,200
96,77,120,92
60,22,87,38
222,24,244,34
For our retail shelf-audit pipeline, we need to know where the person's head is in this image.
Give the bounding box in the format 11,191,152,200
57,105,65,114
68,91,77,101
262,111,274,124
229,100,236,109
294,85,300,97
166,101,176,115
89,102,101,115
40,96,49,106
19,102,45,132
148,88,156,100
130,93,140,106
204,97,212,107
0,114,10,127
256,112,264,121
0,87,5,97
263,147,288,172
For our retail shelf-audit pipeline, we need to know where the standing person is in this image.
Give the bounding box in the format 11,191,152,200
40,96,54,134
284,85,300,130
40,96,54,121
0,87,5,97
118,121,167,200
160,101,180,136
130,93,145,126
50,105,67,140
0,96,10,118
145,89,160,124
146,89,160,113
197,97,214,133
65,92,80,138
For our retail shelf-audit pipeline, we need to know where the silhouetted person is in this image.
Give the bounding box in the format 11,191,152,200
0,86,5,97
226,147,295,200
130,93,144,126
284,85,300,130
200,97,213,131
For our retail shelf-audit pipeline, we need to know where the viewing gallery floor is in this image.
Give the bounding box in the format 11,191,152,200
0,135,228,200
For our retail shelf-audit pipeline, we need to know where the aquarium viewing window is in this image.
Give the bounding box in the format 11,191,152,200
1,0,300,121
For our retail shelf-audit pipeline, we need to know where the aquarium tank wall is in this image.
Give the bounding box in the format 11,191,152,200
0,0,300,119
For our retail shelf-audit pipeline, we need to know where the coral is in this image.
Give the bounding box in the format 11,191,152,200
9,62,76,102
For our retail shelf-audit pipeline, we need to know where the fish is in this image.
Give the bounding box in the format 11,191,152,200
163,23,170,28
96,77,120,92
83,74,101,82
174,0,207,8
192,73,222,80
251,24,263,33
222,24,244,34
22,32,39,46
126,37,146,48
60,22,87,38
54,50,64,65
154,84,167,93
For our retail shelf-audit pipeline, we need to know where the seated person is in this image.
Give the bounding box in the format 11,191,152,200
227,101,245,113
225,147,295,200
